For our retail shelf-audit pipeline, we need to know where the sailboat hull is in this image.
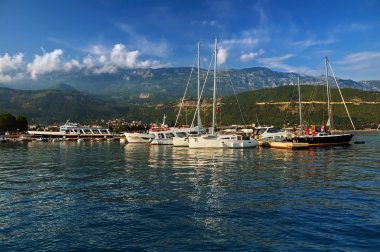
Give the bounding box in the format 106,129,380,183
188,135,259,149
293,133,353,146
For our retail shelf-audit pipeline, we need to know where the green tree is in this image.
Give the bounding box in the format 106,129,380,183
0,113,28,132
0,113,16,132
15,115,28,131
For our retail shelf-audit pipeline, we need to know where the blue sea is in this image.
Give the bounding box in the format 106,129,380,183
1,132,379,251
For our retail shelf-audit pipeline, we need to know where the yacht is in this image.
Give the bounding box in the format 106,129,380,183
253,126,289,141
27,120,113,139
124,131,154,143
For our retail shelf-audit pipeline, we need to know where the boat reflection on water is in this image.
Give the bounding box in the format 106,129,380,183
257,145,353,182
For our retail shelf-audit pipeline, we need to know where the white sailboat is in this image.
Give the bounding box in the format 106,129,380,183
149,114,202,145
172,42,207,147
188,38,259,149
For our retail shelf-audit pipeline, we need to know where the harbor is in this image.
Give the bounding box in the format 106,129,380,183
1,131,379,251
1,1,380,250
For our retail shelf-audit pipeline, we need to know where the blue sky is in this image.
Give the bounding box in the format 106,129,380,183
0,0,380,83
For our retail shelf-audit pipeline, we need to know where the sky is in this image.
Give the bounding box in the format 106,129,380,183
0,0,380,83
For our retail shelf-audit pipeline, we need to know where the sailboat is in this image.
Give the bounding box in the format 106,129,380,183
292,57,354,146
172,42,207,147
188,38,259,149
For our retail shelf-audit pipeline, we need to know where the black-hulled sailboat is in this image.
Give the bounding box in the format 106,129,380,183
292,57,354,146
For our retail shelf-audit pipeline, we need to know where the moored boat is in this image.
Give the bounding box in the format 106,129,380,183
260,140,309,149
28,120,113,139
290,57,355,147
254,126,289,141
292,132,353,146
188,38,259,149
149,131,174,145
124,131,154,143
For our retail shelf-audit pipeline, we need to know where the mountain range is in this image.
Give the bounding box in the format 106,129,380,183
1,83,379,129
1,67,379,104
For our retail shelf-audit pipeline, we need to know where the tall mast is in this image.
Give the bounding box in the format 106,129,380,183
297,75,302,127
211,37,217,135
197,42,202,130
325,57,332,129
327,59,356,130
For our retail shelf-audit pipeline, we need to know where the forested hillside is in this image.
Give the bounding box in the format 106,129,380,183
1,85,379,129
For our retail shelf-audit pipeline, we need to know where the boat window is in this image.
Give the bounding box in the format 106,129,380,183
176,132,187,137
257,129,267,134
166,133,174,138
267,128,280,133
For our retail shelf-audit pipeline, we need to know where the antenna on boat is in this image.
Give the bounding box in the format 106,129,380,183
162,114,167,127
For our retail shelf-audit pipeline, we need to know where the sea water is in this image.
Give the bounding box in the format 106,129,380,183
1,132,379,251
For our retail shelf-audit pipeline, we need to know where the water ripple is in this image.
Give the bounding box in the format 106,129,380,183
1,134,380,250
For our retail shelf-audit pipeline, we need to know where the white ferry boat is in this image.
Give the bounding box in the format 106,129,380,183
27,120,113,139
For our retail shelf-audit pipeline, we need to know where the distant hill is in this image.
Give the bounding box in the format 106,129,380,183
220,85,380,130
0,87,127,124
0,85,379,129
48,83,80,92
1,67,379,104
361,80,380,90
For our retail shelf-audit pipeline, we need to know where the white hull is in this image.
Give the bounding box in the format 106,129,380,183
28,121,112,139
188,134,258,149
27,131,112,137
149,131,174,145
172,136,189,147
150,138,173,145
124,132,154,143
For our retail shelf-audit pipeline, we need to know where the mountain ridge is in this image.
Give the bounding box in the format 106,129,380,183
1,67,379,104
1,85,379,129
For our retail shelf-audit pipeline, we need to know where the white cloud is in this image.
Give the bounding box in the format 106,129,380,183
335,51,380,79
137,59,161,68
240,49,264,62
257,54,317,75
110,43,139,68
27,49,63,79
201,20,220,28
292,38,335,48
338,51,380,67
83,55,95,69
116,22,170,58
332,22,371,35
217,46,228,66
98,55,107,65
223,37,259,47
0,53,24,82
83,43,161,74
257,54,294,71
88,44,108,56
63,59,82,72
